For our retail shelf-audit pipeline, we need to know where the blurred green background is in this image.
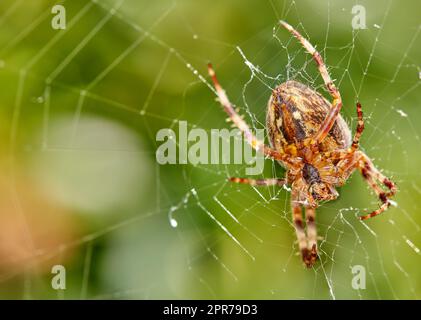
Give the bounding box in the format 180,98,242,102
0,0,420,299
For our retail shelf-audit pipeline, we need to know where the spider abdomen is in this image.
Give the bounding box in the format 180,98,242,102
266,80,351,154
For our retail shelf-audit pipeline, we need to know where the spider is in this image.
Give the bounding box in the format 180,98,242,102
207,21,397,268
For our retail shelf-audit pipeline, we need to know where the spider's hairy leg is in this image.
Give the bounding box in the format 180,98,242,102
351,102,365,151
207,63,295,166
291,200,309,266
358,153,397,220
229,177,286,186
291,180,318,268
359,175,391,220
335,150,397,220
279,20,342,145
305,206,318,265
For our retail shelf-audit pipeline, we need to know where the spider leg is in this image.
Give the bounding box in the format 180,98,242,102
280,20,342,145
360,171,390,220
207,64,296,167
351,102,365,151
305,206,318,265
291,198,308,266
332,150,396,220
229,177,286,186
366,163,396,197
291,180,317,268
357,153,397,220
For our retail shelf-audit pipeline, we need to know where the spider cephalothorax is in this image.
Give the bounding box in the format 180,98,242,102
208,21,397,268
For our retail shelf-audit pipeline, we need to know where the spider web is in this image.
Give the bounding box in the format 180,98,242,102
0,0,420,299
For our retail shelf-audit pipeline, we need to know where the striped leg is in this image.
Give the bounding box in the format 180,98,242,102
291,199,308,266
364,159,397,197
291,181,317,268
328,148,396,221
207,64,296,167
305,206,318,266
229,177,286,187
358,153,397,220
351,102,365,151
280,20,342,145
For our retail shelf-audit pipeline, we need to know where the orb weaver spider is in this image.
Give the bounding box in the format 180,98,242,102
207,21,397,268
